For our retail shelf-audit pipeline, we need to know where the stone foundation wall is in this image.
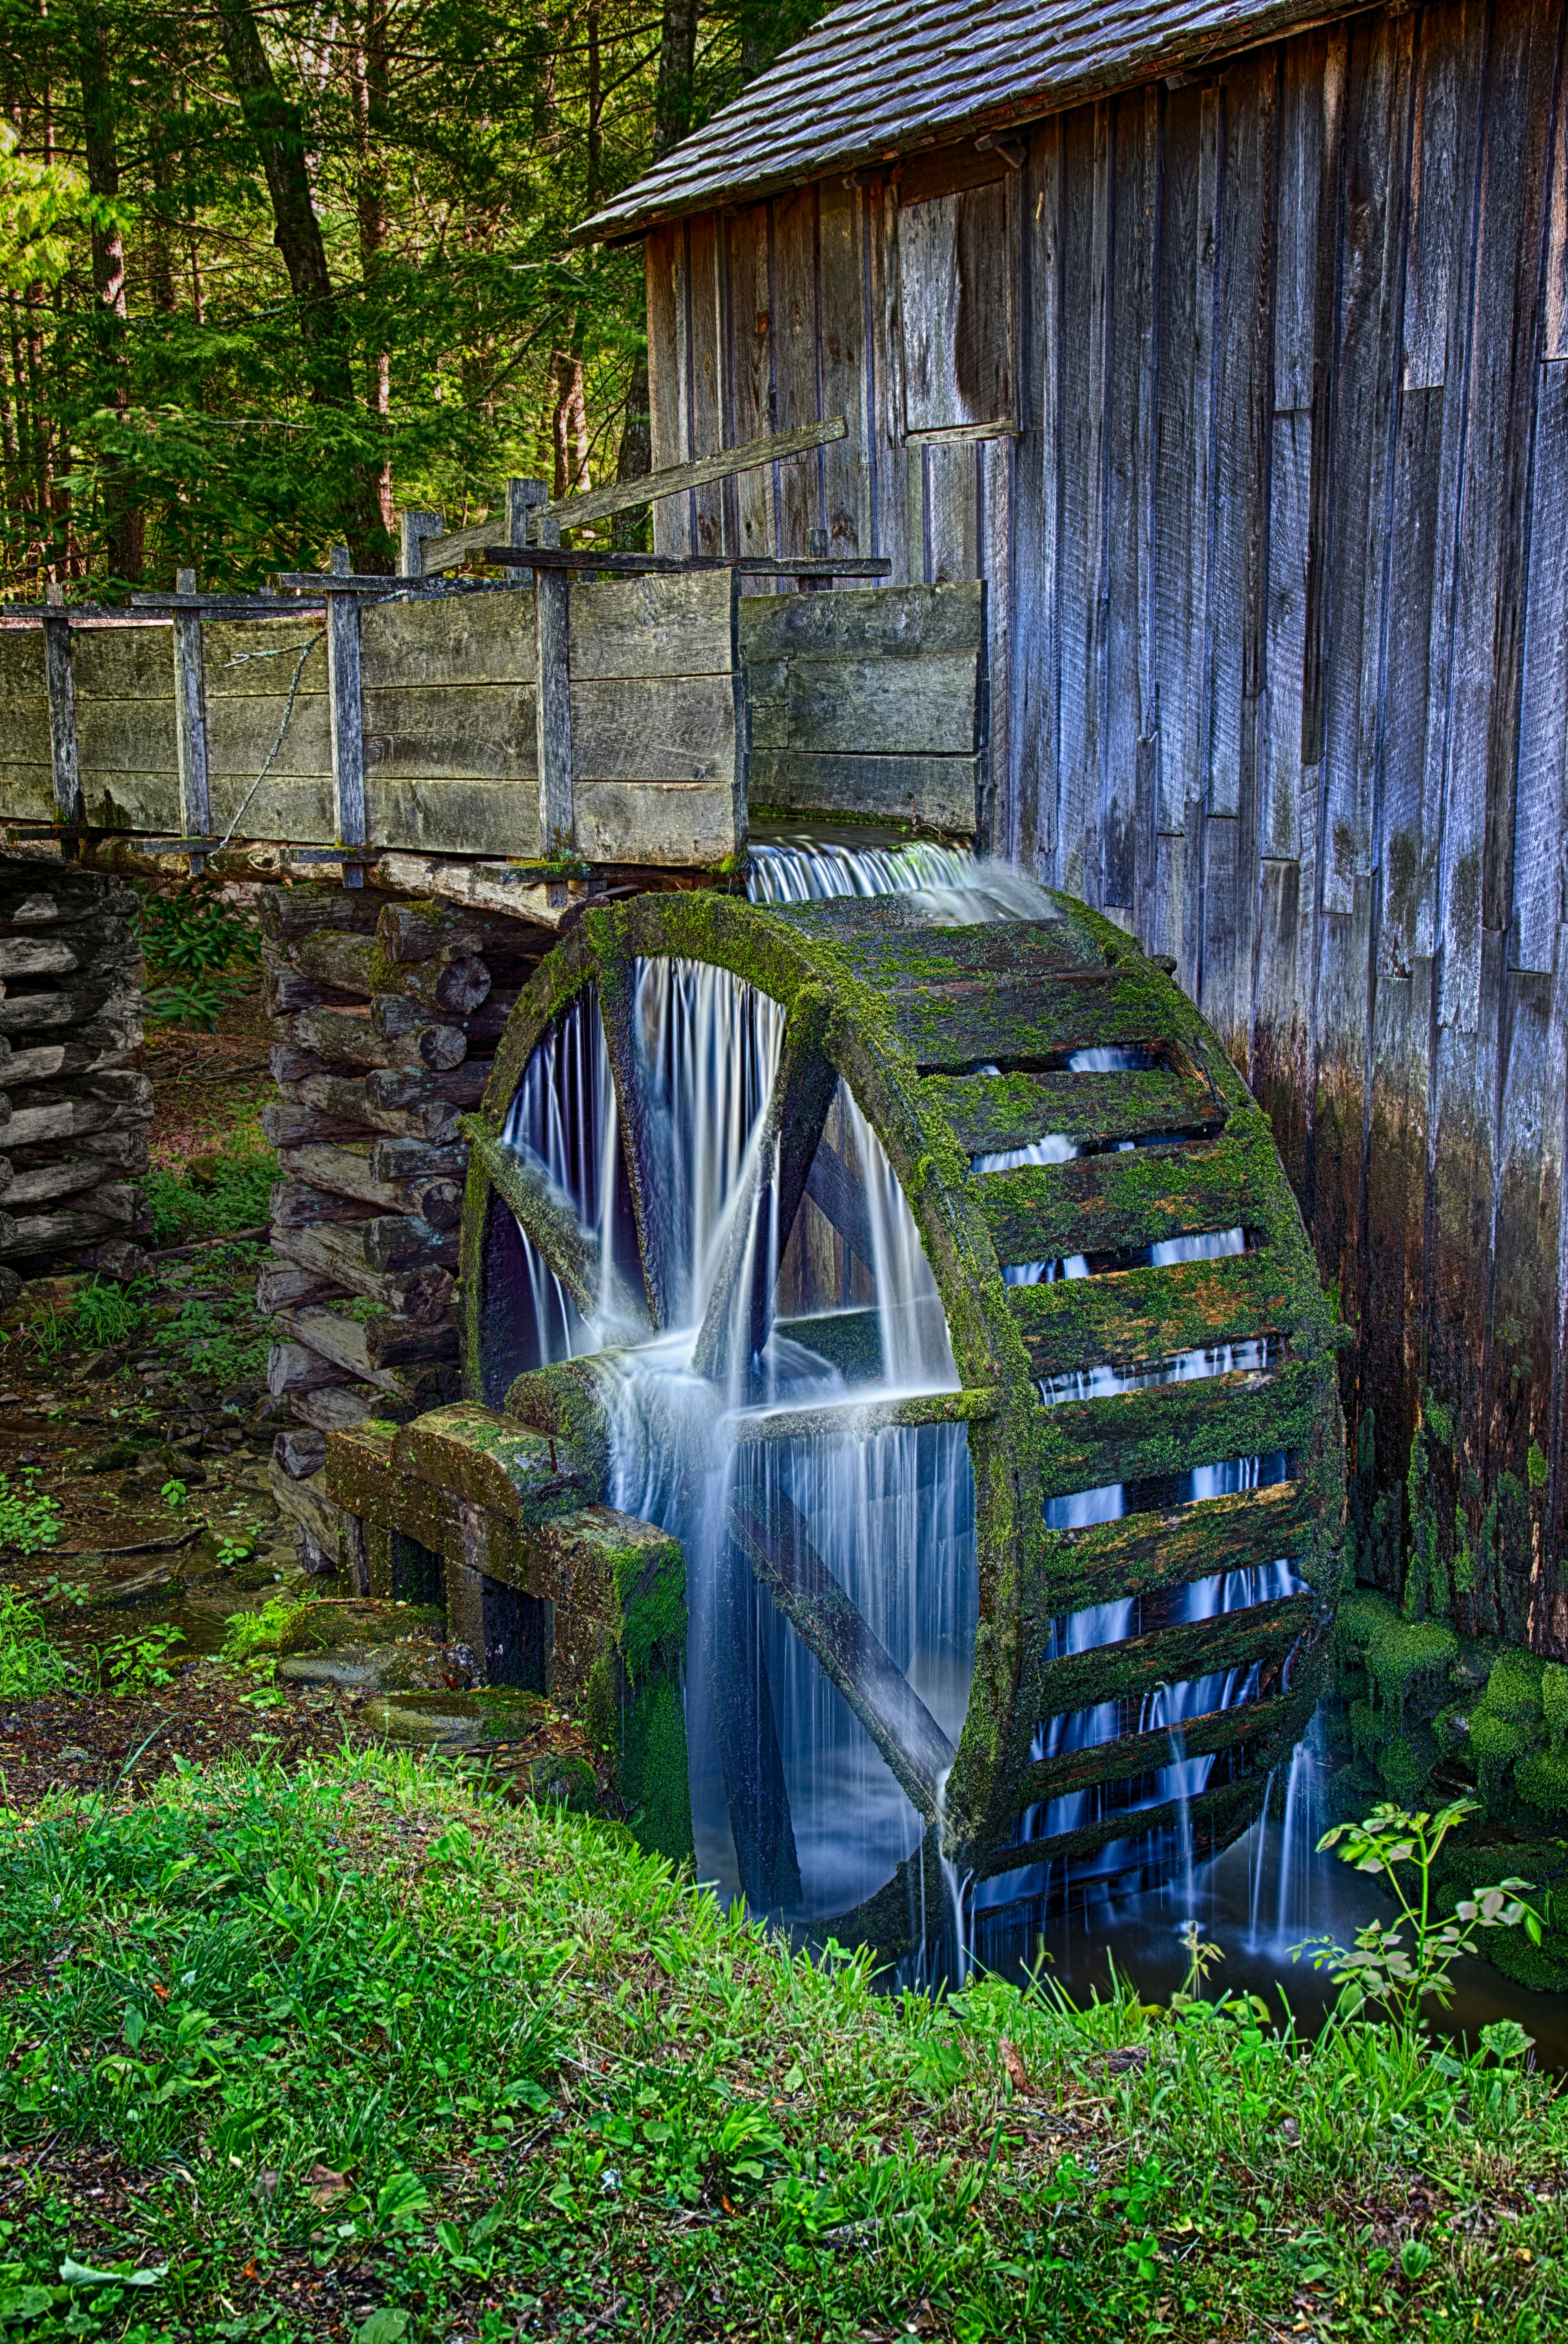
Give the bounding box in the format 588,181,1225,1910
0,850,151,1297
256,880,556,1573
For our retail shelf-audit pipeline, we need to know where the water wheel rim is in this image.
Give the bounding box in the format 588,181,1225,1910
458,888,1345,1911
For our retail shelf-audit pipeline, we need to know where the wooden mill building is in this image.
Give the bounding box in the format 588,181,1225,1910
581,0,1568,1634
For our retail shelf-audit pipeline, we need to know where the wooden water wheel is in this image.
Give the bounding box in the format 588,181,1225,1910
458,885,1345,1920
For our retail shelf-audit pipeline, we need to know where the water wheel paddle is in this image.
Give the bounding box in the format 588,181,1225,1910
460,885,1346,1926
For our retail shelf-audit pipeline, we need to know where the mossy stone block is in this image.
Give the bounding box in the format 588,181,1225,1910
392,1401,590,1525
529,1752,600,1813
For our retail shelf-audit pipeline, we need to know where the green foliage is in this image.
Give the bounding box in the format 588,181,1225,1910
87,1622,187,1698
137,887,262,1032
68,1277,145,1350
0,3,834,594
0,1472,63,1557
0,1585,71,1698
220,1593,323,1668
144,1158,273,1245
1296,1799,1539,2029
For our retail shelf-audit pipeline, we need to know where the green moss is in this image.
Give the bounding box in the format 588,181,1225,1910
1481,1648,1547,1722
609,1669,689,1866
612,1532,686,1684
1374,1725,1441,1805
529,1752,600,1813
1515,1748,1568,1814
1543,1662,1568,1751
1363,1614,1459,1714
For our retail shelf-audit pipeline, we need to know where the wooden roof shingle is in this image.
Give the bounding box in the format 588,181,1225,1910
576,0,1367,242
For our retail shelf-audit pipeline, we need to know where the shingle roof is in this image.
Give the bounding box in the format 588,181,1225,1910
577,0,1365,242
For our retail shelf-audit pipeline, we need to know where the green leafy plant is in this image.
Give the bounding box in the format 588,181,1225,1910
1294,1799,1540,2028
0,1472,62,1557
144,1160,274,1246
70,1276,145,1350
0,1585,72,1697
89,1622,187,1698
136,889,262,1034
160,1478,189,1511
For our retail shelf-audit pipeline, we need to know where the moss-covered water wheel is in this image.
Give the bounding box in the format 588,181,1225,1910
459,884,1345,1925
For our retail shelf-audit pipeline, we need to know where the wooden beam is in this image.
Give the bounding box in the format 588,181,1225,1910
41,586,81,831
415,419,849,575
550,416,848,533
171,568,211,874
729,1488,957,1821
325,545,367,888
398,507,443,577
535,510,574,857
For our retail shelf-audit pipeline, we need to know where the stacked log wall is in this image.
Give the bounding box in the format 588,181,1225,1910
0,853,151,1293
257,882,555,1573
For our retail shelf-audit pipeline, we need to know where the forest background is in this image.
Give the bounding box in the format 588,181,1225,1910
0,0,830,595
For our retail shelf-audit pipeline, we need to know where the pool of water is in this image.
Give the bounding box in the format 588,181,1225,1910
959,1716,1568,2067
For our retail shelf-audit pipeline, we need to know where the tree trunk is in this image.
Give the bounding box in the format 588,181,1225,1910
612,2,699,552
77,5,143,586
349,0,393,533
216,2,388,568
551,348,590,501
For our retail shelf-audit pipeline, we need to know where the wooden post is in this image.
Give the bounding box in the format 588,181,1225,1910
398,508,443,578
41,584,82,841
533,508,573,857
506,477,548,574
325,545,367,889
172,568,211,873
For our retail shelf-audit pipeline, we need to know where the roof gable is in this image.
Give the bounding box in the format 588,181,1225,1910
577,0,1369,243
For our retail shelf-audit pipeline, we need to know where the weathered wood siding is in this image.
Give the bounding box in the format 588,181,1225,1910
644,0,1568,1642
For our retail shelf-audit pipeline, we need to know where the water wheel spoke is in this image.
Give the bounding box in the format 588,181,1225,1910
732,1389,1002,1446
595,935,670,1328
729,1490,956,1821
466,1121,648,1330
692,994,838,1384
803,1139,872,1264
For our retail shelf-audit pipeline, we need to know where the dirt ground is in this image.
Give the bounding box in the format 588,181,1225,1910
0,992,605,1816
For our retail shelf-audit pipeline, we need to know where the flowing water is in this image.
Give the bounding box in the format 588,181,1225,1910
486,832,1568,2050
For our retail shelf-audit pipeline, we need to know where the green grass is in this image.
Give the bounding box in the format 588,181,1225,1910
0,1752,1564,2342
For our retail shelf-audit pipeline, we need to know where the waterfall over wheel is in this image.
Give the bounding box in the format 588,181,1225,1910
458,868,1346,1950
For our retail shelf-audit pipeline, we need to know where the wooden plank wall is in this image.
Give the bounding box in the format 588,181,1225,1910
739,582,985,833
646,0,1568,1642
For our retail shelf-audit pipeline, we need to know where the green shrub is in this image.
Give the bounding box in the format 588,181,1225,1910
0,1472,62,1557
70,1275,146,1349
144,1154,274,1244
137,888,261,1034
0,1585,71,1698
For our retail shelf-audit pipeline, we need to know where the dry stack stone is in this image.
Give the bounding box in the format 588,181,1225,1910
257,882,550,1573
0,852,151,1300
